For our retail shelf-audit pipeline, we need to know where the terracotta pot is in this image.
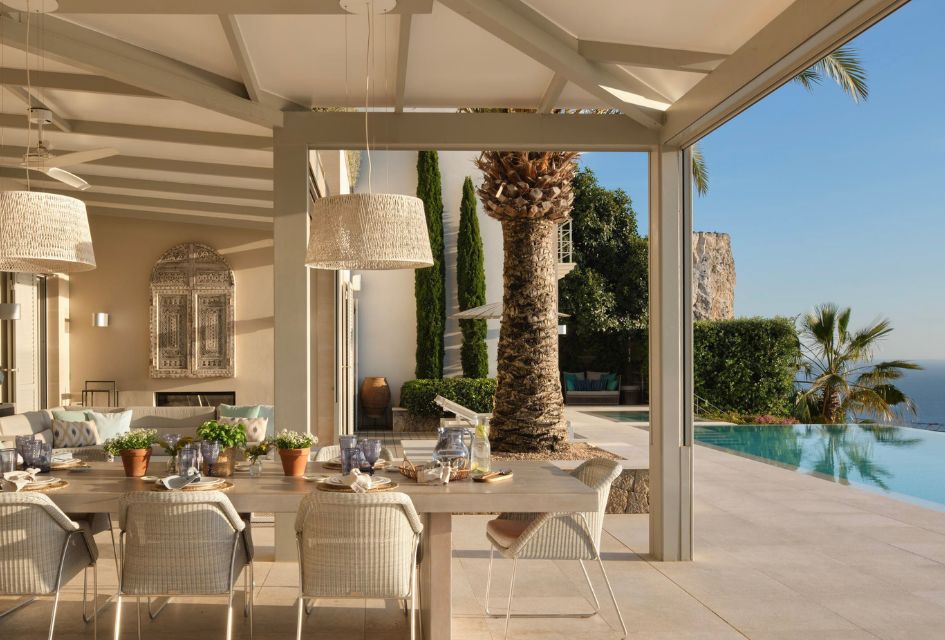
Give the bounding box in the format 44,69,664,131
202,447,236,477
360,376,391,419
120,449,151,478
279,447,310,477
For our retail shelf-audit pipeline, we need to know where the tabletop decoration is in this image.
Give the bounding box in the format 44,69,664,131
243,441,270,477
399,456,469,483
158,434,192,474
270,430,317,477
196,420,247,477
103,429,158,477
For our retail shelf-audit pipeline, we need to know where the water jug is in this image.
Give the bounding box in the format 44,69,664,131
432,425,473,470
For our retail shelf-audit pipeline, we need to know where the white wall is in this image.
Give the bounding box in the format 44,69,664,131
354,151,503,404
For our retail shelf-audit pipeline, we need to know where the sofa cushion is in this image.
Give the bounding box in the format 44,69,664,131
87,409,133,441
255,405,275,434
562,372,583,391
52,419,100,448
52,409,89,422
218,404,261,419
0,410,52,437
219,416,268,443
586,371,608,382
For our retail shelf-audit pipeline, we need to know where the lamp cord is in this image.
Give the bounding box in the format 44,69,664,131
24,0,31,190
364,0,373,195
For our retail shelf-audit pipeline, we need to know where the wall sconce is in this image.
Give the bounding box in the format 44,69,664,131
0,303,21,321
350,274,362,292
557,324,567,336
93,312,109,327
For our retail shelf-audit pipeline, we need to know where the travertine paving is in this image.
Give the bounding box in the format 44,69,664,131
3,407,944,638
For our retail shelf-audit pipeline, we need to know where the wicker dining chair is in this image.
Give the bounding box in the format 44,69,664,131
113,491,254,640
0,493,100,640
294,491,423,640
484,458,628,639
313,444,394,462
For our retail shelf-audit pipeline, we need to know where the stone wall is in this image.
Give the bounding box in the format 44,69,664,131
692,231,735,321
606,468,649,514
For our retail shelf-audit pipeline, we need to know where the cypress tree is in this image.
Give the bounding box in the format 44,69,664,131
414,151,445,378
457,176,489,378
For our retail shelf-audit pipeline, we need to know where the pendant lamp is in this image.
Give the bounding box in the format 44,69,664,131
0,191,96,273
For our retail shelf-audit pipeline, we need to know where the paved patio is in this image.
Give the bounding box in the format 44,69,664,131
3,408,945,639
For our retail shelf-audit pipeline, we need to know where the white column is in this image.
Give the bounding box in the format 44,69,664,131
273,132,310,562
647,145,694,561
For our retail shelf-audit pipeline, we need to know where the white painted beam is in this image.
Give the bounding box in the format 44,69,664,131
219,15,262,103
36,188,272,218
647,145,693,562
0,145,272,180
0,167,270,201
537,72,566,114
0,113,272,149
0,13,283,129
282,111,658,151
5,86,72,132
439,0,666,128
0,68,159,96
662,0,909,147
578,40,724,73
393,14,412,113
88,206,271,230
47,0,434,13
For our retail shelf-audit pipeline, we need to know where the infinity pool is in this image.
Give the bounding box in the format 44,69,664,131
695,424,945,510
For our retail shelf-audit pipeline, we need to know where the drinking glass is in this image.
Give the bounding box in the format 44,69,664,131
15,435,33,467
341,445,362,475
32,442,52,473
359,439,382,475
338,435,357,458
177,448,197,476
202,441,221,477
0,449,16,474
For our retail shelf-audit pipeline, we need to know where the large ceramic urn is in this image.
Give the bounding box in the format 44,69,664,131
360,376,391,419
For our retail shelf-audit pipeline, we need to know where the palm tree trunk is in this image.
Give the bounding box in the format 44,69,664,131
490,218,567,452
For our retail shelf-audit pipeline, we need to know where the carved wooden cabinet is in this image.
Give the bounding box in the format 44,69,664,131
150,243,234,378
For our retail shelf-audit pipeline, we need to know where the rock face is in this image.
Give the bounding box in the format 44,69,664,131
692,231,735,321
606,468,649,514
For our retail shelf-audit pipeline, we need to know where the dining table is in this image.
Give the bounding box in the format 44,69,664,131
38,458,598,639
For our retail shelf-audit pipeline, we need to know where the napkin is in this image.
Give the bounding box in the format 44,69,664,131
417,462,451,485
340,469,373,493
159,473,201,491
2,468,40,492
51,452,74,463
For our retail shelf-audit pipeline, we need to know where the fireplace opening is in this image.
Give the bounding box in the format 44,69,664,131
155,391,236,407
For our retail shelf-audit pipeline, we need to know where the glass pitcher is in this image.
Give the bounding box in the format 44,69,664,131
432,425,472,470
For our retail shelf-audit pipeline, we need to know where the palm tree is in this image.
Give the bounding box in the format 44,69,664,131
692,45,868,195
795,304,921,424
475,151,578,452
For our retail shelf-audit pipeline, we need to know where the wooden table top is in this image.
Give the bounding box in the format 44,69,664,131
40,460,597,514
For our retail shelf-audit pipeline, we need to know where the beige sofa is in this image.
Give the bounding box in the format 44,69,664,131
0,405,274,458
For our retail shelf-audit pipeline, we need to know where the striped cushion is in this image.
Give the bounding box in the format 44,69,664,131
51,419,100,448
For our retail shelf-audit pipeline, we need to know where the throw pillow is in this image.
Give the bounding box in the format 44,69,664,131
586,371,607,382
219,416,269,443
563,372,580,391
562,371,585,381
52,409,89,422
218,404,261,419
52,420,100,448
606,374,619,391
86,409,133,442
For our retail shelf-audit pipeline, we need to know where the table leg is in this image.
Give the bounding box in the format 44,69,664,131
419,513,452,639
274,513,298,562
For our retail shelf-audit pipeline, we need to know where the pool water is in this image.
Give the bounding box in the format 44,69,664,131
592,410,708,423
695,424,945,510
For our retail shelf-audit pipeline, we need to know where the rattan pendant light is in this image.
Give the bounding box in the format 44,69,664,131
305,0,433,270
0,1,95,274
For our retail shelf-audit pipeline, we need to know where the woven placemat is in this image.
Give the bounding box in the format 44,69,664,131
322,460,390,471
50,461,90,470
315,480,399,493
152,480,234,492
22,479,70,492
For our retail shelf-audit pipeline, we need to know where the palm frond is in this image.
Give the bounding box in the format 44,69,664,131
793,45,869,103
691,144,709,196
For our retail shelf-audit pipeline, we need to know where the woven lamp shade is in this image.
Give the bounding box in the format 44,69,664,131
306,193,433,270
0,191,96,273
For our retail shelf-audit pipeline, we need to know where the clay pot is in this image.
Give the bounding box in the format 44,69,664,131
278,448,310,477
120,449,151,478
360,377,391,419
202,447,236,477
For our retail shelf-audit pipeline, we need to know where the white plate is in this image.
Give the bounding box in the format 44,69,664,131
325,475,391,488
26,476,61,487
140,475,160,482
302,474,328,482
192,477,225,486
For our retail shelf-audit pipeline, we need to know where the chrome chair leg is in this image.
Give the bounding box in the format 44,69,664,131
147,596,170,619
295,596,304,640
579,558,602,613
503,557,517,640
136,596,142,640
596,555,627,639
112,595,122,640
484,550,599,619
84,564,110,624
304,598,315,615
409,563,417,640
47,583,63,640
247,563,254,640
225,590,235,640
0,596,36,618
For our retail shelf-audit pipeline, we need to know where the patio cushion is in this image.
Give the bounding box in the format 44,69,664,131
218,404,261,419
52,409,89,422
562,372,583,391
87,409,133,441
219,416,268,443
52,419,100,447
486,518,530,549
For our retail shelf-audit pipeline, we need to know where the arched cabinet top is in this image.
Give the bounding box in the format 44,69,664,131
150,242,234,291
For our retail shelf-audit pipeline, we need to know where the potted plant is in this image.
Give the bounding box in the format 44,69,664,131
243,441,270,477
103,429,158,477
196,420,248,477
270,430,317,477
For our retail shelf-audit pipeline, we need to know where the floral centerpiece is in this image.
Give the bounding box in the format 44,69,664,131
196,420,248,477
103,429,158,477
243,441,271,477
269,429,317,477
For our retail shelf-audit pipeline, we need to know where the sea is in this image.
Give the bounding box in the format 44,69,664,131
893,359,945,431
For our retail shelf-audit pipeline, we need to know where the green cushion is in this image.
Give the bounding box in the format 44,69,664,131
563,372,581,392
86,410,132,441
218,404,261,419
604,373,619,391
52,409,89,422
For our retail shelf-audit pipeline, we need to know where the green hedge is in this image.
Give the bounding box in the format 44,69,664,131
693,317,799,416
401,378,497,417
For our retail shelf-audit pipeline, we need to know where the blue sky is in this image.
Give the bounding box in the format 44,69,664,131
580,0,945,360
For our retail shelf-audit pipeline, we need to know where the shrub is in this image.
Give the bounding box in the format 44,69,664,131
103,429,158,455
415,150,445,378
693,317,800,416
401,378,497,417
457,176,489,378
